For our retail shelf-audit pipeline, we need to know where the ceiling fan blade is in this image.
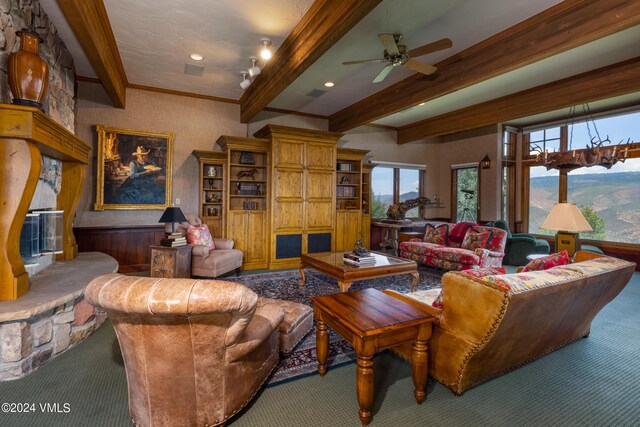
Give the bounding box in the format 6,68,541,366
372,65,394,83
404,59,437,75
408,38,453,58
342,59,386,65
378,33,399,56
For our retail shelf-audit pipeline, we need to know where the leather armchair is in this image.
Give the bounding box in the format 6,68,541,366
85,274,312,427
176,213,243,277
489,219,550,266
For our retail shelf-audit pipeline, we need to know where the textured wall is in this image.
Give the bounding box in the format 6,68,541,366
0,0,75,131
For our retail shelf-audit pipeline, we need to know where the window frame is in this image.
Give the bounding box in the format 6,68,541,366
370,163,426,219
450,164,481,223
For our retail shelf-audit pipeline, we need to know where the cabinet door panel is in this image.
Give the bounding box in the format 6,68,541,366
307,201,334,230
274,200,304,230
335,210,361,251
307,170,334,199
247,211,267,262
228,211,246,253
274,139,304,168
275,169,304,198
307,143,335,170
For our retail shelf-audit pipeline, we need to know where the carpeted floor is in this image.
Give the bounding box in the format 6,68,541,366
0,270,638,426
226,267,445,384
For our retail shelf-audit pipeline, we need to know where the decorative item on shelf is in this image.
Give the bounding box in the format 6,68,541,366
235,182,241,195
242,201,258,210
540,202,592,257
340,176,350,184
208,178,214,187
236,168,258,179
385,196,442,221
8,29,49,110
206,192,214,203
207,207,218,216
206,166,217,177
239,151,255,164
256,183,262,195
532,104,631,171
480,154,491,169
344,200,359,209
159,206,187,234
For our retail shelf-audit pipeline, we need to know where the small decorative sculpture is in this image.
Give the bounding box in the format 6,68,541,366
236,168,258,180
353,233,369,256
386,196,433,220
340,176,350,184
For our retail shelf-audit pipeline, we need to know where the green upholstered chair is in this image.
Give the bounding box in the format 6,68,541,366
488,219,550,266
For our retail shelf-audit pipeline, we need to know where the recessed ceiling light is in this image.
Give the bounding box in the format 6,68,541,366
418,102,426,106
324,82,334,87
190,53,203,61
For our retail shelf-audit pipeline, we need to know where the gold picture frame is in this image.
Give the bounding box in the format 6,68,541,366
94,125,174,210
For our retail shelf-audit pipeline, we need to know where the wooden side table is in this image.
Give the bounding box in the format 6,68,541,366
399,231,424,243
311,289,434,425
150,245,192,278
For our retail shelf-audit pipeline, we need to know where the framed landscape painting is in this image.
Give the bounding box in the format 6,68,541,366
94,125,174,210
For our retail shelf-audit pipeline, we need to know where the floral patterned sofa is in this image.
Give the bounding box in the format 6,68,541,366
399,222,507,270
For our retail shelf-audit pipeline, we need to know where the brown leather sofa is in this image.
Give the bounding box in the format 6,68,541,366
85,274,313,427
176,213,243,278
386,251,636,394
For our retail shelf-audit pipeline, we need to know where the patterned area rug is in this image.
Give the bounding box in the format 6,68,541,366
226,266,445,385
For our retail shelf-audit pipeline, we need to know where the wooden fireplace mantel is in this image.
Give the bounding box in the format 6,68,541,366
0,104,90,300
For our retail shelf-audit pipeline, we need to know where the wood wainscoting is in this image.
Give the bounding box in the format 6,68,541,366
74,225,165,272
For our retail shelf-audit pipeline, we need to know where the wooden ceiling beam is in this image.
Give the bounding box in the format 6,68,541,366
239,0,382,123
57,0,128,108
328,0,640,132
397,57,640,143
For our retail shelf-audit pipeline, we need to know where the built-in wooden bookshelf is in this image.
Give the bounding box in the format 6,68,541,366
335,148,369,251
191,150,226,237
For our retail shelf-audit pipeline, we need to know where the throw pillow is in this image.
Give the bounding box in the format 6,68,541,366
461,267,507,279
448,222,476,246
521,250,569,272
423,223,449,245
461,228,494,251
187,224,215,249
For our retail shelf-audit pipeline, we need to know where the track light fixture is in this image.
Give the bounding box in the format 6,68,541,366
240,71,250,90
260,38,272,61
248,57,261,77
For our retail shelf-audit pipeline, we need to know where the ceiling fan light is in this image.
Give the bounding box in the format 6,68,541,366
260,38,272,60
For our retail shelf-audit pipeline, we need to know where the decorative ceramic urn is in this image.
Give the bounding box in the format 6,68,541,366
8,29,49,109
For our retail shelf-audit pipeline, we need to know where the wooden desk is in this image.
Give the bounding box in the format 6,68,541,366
311,289,434,425
150,245,192,278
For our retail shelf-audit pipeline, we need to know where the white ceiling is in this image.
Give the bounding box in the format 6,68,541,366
40,0,640,130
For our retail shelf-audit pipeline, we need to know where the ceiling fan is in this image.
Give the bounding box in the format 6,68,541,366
343,34,452,83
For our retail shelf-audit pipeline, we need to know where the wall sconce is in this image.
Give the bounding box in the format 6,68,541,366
248,57,261,77
240,71,250,90
480,154,491,170
260,38,272,60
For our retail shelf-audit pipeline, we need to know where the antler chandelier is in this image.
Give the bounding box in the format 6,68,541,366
533,104,630,171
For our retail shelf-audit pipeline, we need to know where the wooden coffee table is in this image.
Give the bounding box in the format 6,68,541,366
311,289,434,425
299,251,419,292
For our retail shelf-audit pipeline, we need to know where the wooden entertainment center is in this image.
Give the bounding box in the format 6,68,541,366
192,125,371,271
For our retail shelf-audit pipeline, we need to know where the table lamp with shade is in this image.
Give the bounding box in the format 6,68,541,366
159,206,187,234
540,202,592,257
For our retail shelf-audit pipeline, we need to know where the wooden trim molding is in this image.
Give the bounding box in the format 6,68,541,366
398,56,640,142
239,0,383,123
329,0,640,132
57,0,128,108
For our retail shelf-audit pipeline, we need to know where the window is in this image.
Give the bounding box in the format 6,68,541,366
528,166,558,236
371,163,425,219
371,167,393,219
567,158,640,244
399,169,420,217
523,109,639,244
452,166,479,223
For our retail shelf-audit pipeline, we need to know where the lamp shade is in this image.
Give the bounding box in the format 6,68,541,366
159,207,187,224
540,203,592,232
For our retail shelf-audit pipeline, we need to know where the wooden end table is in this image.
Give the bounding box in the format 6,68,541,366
150,245,192,278
299,251,419,292
311,289,434,425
